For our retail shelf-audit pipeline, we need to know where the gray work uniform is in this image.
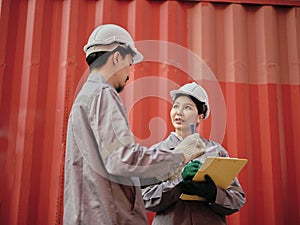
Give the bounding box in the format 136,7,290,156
63,74,183,225
142,132,246,225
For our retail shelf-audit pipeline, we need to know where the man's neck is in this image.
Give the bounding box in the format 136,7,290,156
91,66,116,87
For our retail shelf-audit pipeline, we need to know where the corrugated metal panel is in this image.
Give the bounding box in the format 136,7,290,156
181,0,300,7
0,1,299,225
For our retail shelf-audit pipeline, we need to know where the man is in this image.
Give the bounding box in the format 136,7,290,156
63,24,205,225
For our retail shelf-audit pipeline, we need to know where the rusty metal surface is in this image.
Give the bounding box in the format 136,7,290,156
0,0,299,225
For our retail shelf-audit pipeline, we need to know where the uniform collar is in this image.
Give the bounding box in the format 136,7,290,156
88,73,107,83
171,132,184,141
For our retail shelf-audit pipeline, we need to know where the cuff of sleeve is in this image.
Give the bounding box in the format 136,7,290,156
214,187,226,204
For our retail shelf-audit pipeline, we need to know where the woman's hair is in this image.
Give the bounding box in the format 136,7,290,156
86,44,136,70
174,93,208,117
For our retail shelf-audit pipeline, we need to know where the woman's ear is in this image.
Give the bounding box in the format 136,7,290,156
197,114,204,124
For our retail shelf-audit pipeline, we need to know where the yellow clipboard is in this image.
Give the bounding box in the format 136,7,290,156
180,157,248,201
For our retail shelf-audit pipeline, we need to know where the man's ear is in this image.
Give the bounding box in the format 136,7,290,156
112,51,120,64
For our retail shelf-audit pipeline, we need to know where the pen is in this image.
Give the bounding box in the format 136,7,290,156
190,123,195,134
190,123,196,163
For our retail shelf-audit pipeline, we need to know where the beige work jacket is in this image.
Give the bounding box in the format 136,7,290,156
63,74,183,225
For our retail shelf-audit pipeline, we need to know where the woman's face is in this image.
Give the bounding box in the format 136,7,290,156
170,95,202,138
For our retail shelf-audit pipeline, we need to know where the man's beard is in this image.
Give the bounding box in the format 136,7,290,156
116,85,124,93
116,76,129,93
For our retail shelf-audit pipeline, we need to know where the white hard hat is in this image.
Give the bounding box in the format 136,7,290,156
170,82,210,119
83,24,143,64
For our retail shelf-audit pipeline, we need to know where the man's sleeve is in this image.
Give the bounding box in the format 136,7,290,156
89,88,184,179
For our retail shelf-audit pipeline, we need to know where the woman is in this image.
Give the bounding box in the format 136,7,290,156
142,82,246,225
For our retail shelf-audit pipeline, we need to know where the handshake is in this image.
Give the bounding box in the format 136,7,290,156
173,133,206,163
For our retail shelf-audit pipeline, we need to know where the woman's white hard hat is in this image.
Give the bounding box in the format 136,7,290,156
83,24,143,64
170,82,210,119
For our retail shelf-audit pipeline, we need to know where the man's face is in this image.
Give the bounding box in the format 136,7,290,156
114,54,133,93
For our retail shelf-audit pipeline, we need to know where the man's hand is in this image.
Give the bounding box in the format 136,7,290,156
173,133,206,163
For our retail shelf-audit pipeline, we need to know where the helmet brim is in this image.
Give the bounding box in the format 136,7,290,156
170,90,206,103
132,50,143,64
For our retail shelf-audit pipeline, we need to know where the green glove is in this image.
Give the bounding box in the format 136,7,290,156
179,175,217,202
181,160,202,181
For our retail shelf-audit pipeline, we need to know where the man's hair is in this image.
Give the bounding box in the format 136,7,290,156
86,45,136,70
174,93,208,117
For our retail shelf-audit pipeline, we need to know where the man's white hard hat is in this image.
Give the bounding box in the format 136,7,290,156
170,82,210,119
83,24,143,64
